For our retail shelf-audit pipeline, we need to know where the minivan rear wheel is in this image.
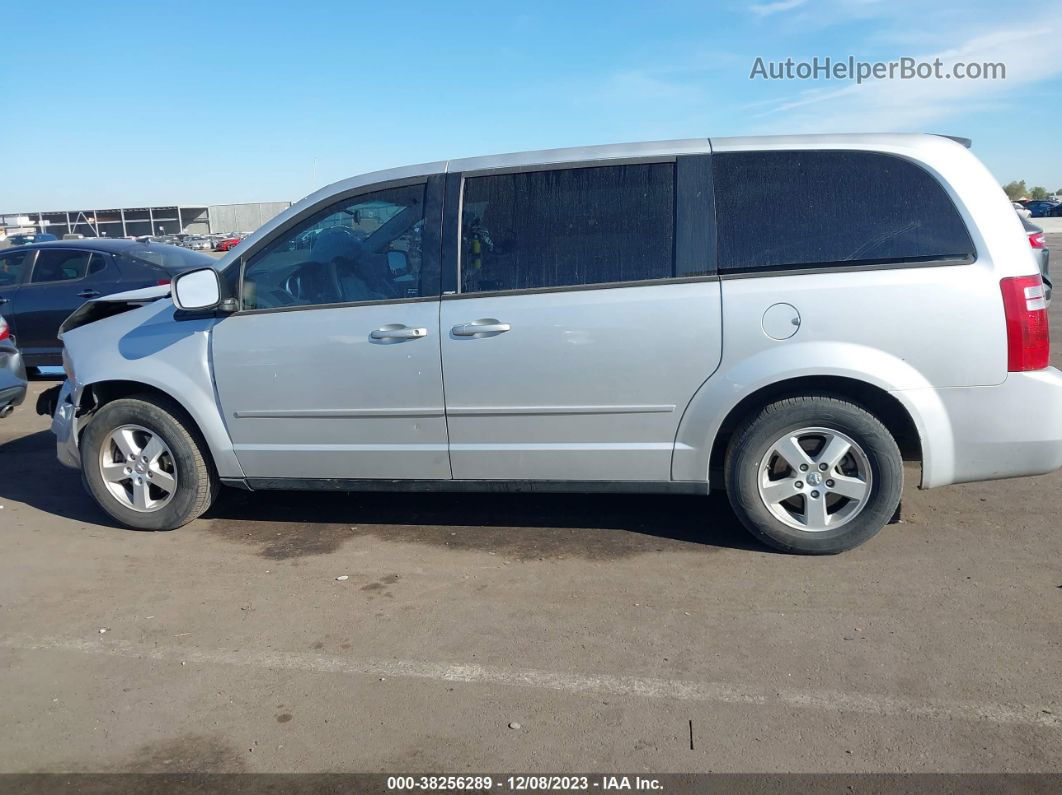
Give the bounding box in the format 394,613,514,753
81,395,217,531
724,395,902,554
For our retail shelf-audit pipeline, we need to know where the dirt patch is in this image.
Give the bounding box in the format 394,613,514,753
116,733,247,773
361,574,401,595
203,516,358,560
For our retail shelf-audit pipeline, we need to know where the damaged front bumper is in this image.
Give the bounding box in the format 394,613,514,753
44,380,83,470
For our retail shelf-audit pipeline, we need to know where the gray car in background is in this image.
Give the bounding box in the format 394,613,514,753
44,134,1062,554
0,315,27,419
1021,215,1051,302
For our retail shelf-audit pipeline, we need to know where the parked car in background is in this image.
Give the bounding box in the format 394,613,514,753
182,236,212,251
1013,202,1031,218
214,236,243,252
0,314,27,419
1022,216,1051,302
5,233,58,247
47,134,1062,555
62,233,86,240
0,239,215,368
1024,200,1062,218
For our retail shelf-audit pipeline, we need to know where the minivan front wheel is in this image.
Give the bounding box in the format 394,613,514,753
81,395,217,531
724,395,902,554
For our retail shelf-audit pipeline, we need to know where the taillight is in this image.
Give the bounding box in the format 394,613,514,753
1028,231,1046,249
156,279,171,286
0,316,9,342
1000,275,1050,371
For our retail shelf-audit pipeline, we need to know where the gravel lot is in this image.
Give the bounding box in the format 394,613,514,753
1,239,1060,774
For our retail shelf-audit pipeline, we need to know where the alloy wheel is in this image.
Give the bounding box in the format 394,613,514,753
756,427,872,532
98,424,178,513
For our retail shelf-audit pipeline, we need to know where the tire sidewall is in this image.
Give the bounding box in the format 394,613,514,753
726,398,903,554
81,398,211,531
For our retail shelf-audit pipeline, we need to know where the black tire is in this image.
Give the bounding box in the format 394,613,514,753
80,395,218,530
724,394,902,554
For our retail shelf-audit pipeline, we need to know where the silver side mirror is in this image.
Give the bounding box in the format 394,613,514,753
172,268,221,311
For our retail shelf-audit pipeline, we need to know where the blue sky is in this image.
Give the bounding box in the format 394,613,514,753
2,0,1061,209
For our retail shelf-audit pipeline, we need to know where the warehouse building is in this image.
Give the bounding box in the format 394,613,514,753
203,202,293,235
0,201,291,239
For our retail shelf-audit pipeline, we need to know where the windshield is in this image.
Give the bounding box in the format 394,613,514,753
120,242,216,272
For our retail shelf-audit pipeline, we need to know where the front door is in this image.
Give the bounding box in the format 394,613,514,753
211,181,450,481
439,160,722,482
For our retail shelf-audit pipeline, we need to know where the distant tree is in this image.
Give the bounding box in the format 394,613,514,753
1003,180,1028,200
1030,186,1049,200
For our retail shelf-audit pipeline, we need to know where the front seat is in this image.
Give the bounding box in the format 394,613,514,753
310,227,379,302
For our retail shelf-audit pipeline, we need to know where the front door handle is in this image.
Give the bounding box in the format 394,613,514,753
77,289,101,298
369,325,428,341
452,319,512,337
0,296,8,306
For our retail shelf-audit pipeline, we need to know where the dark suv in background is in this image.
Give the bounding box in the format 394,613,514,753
4,233,57,246
1022,200,1062,218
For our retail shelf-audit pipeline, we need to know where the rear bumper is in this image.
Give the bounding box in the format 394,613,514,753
908,368,1062,487
0,342,27,414
0,384,26,412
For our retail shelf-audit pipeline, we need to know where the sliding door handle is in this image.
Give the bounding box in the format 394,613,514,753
370,325,427,341
451,319,511,337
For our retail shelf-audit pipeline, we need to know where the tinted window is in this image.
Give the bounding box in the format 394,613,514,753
31,249,92,283
118,243,214,273
714,150,975,273
460,163,675,294
0,250,31,287
243,185,428,310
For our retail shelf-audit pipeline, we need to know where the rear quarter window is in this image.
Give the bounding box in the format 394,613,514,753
118,243,215,272
0,250,31,286
713,150,975,274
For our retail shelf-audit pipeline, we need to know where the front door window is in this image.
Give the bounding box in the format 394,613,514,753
243,185,429,310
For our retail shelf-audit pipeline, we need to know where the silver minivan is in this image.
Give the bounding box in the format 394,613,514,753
47,134,1062,553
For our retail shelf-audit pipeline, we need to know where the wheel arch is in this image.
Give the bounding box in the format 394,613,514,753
705,375,923,488
80,380,181,413
76,378,243,479
671,340,962,489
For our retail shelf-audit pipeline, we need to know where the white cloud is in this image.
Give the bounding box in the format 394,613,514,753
602,70,705,103
749,0,808,18
748,9,1062,133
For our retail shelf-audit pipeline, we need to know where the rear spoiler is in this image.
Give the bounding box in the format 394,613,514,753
935,135,972,148
59,284,172,337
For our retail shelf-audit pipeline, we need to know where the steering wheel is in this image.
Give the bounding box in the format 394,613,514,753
281,260,344,305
